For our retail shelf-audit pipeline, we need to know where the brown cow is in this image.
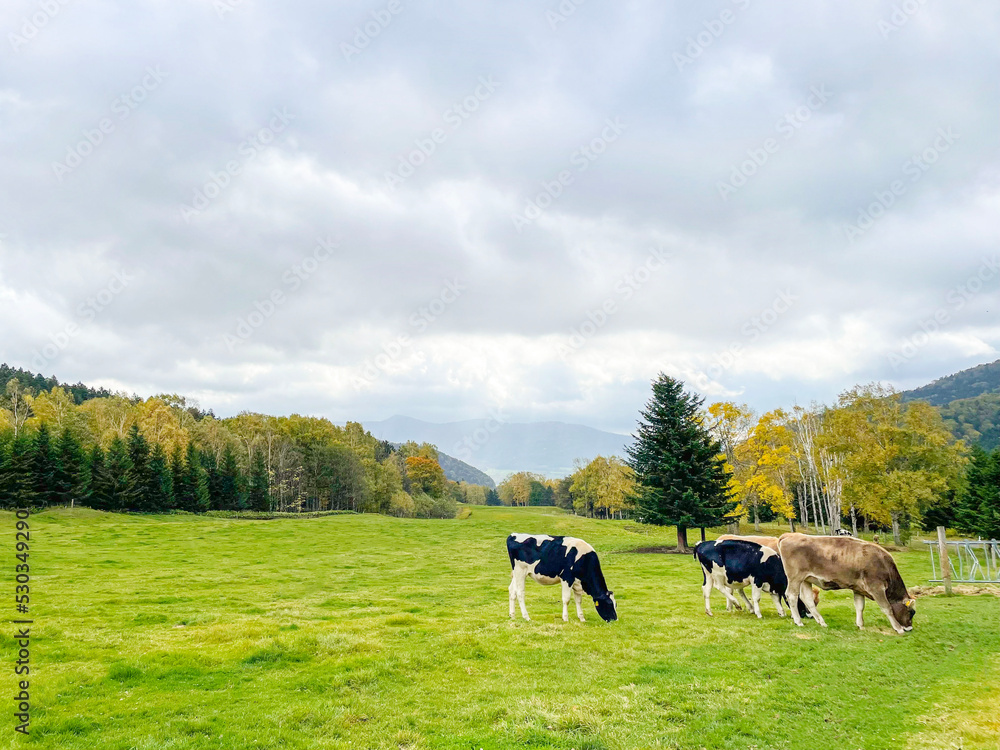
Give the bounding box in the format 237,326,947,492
777,533,915,634
716,535,820,613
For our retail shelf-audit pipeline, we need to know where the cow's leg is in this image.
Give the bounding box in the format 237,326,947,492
561,581,572,623
573,582,586,622
771,591,785,617
751,585,764,618
513,567,530,621
786,577,804,627
702,567,715,616
872,590,906,634
509,571,517,619
798,583,826,627
853,592,866,629
735,586,753,612
719,585,744,612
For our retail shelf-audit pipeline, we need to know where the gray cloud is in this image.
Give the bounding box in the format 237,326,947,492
1,0,998,434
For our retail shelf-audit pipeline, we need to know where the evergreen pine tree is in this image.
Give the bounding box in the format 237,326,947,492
184,442,210,512
200,450,223,510
54,428,87,507
171,445,192,511
105,436,134,511
247,450,270,512
126,424,151,511
86,444,112,510
955,446,1000,538
31,424,59,506
219,445,245,511
0,438,11,508
5,437,36,507
146,443,175,512
627,374,736,551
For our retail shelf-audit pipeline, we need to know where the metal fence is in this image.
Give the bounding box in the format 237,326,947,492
924,540,1000,583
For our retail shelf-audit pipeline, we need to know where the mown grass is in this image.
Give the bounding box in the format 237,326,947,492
1,506,998,749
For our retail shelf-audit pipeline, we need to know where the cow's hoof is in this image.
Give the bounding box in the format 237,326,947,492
795,621,804,627
522,616,530,622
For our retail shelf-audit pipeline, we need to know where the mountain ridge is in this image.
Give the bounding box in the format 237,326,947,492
365,415,632,482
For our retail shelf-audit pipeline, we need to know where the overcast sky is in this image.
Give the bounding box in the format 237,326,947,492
1,0,998,434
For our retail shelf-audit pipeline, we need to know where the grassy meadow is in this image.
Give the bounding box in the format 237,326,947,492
2,506,999,749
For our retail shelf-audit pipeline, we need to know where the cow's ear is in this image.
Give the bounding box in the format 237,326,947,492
607,591,614,597
905,598,915,609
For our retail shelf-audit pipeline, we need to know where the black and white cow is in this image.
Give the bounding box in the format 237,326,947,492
834,528,854,536
694,539,806,619
506,534,618,622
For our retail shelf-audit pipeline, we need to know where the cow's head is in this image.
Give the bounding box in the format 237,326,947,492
595,591,618,622
892,596,916,631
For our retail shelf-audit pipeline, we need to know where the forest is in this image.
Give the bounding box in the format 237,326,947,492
0,366,493,518
2,365,998,544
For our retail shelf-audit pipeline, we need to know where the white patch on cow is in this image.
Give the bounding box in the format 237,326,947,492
562,536,595,557
514,559,560,585
759,546,778,562
511,533,553,544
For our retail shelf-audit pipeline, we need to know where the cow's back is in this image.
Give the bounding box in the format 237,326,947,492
718,534,779,551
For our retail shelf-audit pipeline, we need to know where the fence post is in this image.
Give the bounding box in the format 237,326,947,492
937,526,952,595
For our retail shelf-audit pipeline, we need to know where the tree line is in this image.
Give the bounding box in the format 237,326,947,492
498,375,994,550
0,379,491,518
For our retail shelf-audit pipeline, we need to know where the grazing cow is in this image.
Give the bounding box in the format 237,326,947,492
713,535,821,615
506,534,617,622
777,533,916,634
694,539,802,618
835,528,853,537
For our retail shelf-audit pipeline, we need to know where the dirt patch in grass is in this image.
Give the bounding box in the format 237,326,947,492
912,584,1000,598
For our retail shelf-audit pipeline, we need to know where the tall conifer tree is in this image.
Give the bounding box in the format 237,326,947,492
627,374,736,550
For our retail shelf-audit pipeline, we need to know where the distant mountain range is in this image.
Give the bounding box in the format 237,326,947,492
901,359,1000,405
365,415,632,483
902,358,1000,450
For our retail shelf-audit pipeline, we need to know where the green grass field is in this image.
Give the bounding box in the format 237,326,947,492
2,506,999,749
